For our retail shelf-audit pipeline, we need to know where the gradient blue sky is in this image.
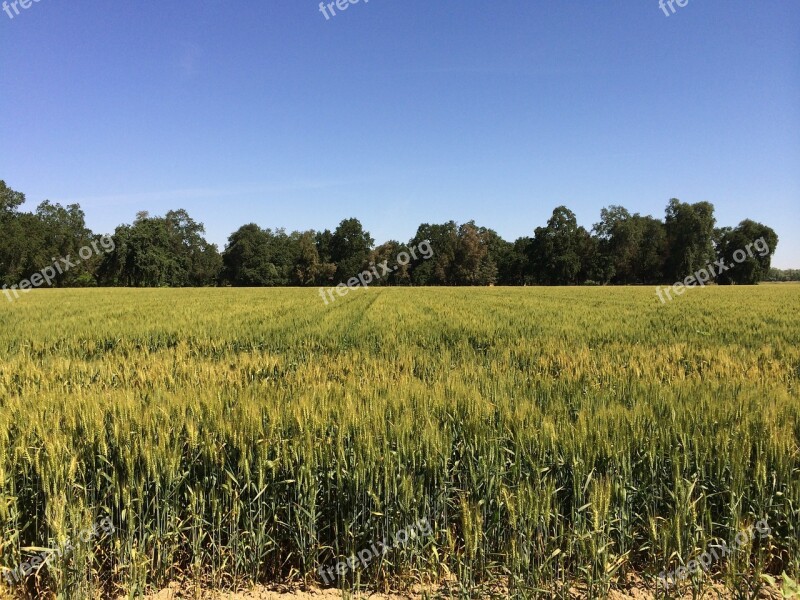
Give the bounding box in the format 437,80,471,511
2,1,798,267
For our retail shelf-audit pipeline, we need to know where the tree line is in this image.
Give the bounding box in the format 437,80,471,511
0,180,781,289
767,268,800,282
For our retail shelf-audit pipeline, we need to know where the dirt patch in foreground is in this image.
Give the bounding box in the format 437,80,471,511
137,581,782,600
0,581,782,599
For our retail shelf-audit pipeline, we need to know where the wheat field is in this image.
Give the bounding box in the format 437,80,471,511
0,286,798,599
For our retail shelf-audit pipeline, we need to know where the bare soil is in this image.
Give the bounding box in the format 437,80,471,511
0,578,785,599
136,580,784,600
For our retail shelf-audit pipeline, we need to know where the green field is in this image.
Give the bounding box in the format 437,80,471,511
0,287,798,598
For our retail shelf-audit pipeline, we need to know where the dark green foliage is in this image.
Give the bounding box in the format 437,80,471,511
767,268,800,281
715,220,778,285
664,199,717,282
529,206,590,285
0,179,787,288
329,218,374,284
99,210,220,287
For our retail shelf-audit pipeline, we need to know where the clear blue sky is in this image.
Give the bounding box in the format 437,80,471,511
2,1,798,267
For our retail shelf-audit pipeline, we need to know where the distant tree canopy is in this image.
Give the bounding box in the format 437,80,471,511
0,180,783,289
98,209,221,287
767,268,800,282
715,220,779,285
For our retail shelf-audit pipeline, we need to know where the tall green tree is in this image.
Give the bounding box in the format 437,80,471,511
221,224,280,286
127,212,182,286
715,220,778,285
495,237,532,285
362,241,403,286
594,206,668,284
635,216,669,283
330,218,374,283
35,201,95,286
100,210,218,287
294,230,336,285
664,199,716,282
163,209,221,286
529,206,588,285
1,192,99,287
453,222,497,285
0,180,25,217
0,181,28,284
409,222,459,285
